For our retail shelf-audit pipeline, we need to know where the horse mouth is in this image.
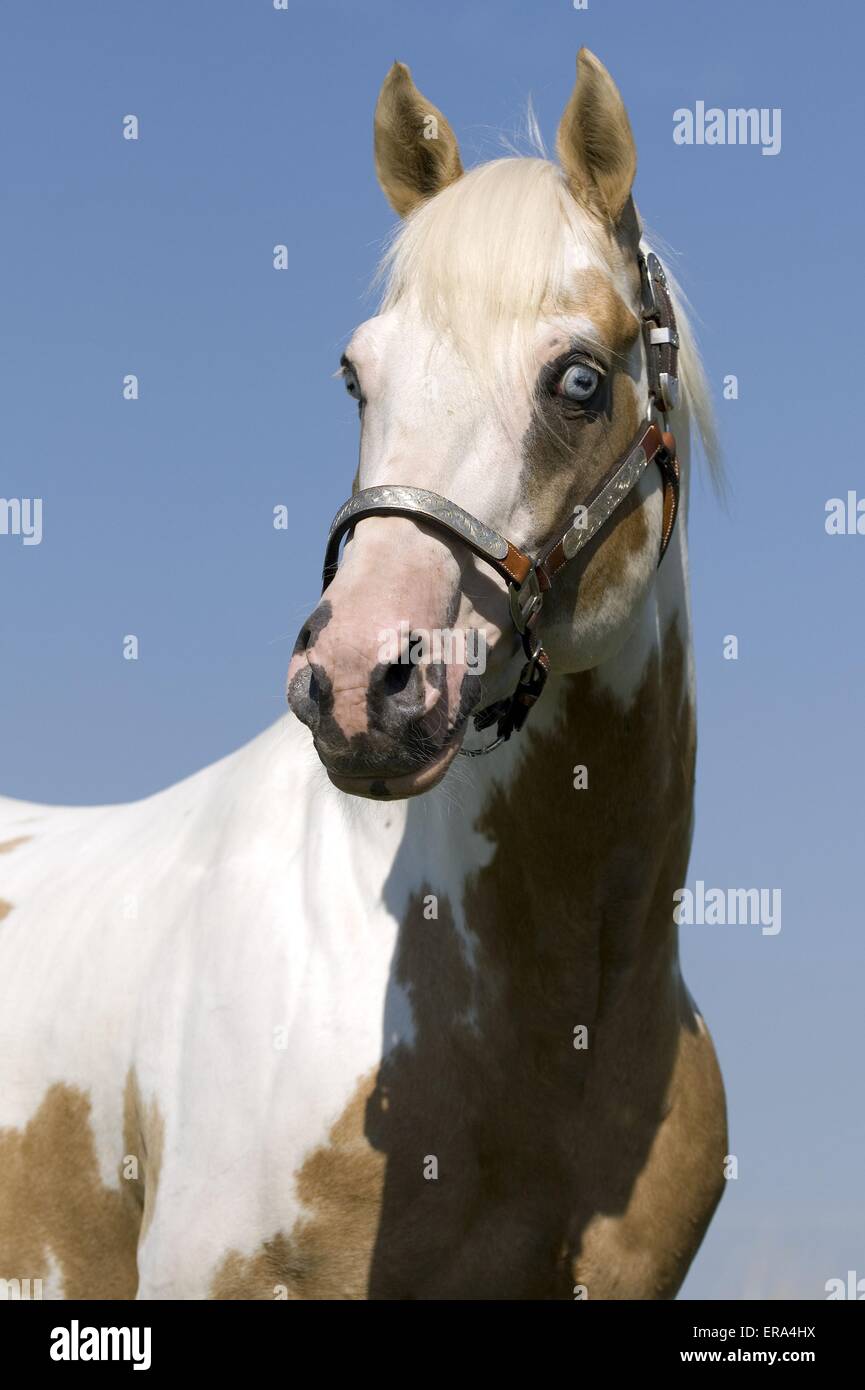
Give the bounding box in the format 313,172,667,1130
321,718,468,800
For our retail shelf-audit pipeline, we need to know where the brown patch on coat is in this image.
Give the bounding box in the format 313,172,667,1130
524,263,648,597
547,266,641,351
522,257,659,632
122,1070,165,1243
358,622,725,1298
0,840,30,925
0,837,32,854
210,1069,385,1299
208,622,726,1299
0,1083,142,1298
521,365,648,600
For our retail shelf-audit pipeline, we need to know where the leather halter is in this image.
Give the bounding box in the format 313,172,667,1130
320,250,681,755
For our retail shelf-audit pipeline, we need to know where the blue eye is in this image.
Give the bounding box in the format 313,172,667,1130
558,362,600,402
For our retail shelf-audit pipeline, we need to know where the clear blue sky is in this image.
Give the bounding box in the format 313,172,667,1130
1,0,862,1299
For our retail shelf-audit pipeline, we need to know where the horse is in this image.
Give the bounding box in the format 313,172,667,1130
0,48,727,1300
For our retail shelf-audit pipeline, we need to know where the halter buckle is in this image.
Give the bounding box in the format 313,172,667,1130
639,249,665,320
508,567,543,634
639,250,680,417
658,372,679,412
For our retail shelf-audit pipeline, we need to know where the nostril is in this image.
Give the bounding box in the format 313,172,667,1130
287,664,321,731
382,660,414,699
292,600,333,659
370,657,438,730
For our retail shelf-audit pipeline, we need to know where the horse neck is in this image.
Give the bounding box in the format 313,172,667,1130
396,448,696,996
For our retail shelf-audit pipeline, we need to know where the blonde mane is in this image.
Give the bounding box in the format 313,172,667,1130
376,156,721,488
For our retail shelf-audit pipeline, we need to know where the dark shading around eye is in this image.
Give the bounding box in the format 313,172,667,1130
339,354,364,412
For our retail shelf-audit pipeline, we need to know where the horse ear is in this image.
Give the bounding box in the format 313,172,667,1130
556,49,637,224
374,62,463,217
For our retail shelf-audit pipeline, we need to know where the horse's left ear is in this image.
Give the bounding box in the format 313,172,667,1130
374,62,463,217
556,49,637,225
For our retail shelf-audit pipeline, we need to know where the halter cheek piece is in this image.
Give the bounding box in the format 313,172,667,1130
320,251,681,756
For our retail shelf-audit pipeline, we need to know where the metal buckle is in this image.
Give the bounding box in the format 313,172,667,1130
658,371,679,412
639,250,661,321
639,251,679,418
459,728,508,758
508,568,543,634
649,326,679,348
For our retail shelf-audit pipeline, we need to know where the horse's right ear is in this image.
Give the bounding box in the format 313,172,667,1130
556,49,637,225
374,62,463,217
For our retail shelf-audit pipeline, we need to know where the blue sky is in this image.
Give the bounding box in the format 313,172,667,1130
1,0,863,1298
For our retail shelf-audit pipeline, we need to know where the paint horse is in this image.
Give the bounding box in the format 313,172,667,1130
0,50,726,1299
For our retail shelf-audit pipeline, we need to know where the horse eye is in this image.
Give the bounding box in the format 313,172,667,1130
558,363,600,403
343,368,361,399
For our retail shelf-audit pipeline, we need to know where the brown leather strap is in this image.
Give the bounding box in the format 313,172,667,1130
499,542,534,587
536,419,665,586
657,431,680,562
